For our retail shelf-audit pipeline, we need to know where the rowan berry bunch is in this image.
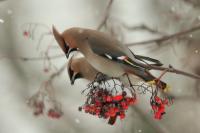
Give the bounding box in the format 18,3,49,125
150,95,173,120
79,75,137,125
27,82,63,119
148,82,174,120
79,73,174,125
79,87,136,125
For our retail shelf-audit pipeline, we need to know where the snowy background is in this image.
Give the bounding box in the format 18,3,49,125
0,0,200,133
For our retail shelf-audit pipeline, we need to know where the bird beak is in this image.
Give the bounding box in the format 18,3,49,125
68,67,83,85
68,67,75,85
67,58,83,85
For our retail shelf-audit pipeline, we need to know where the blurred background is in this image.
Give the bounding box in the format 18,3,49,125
0,0,200,133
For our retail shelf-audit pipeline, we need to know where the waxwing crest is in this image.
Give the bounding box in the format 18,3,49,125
52,25,70,57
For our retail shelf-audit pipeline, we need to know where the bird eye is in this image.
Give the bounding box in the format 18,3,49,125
63,42,69,52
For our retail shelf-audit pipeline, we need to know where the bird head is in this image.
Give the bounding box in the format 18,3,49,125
67,55,83,85
52,26,78,58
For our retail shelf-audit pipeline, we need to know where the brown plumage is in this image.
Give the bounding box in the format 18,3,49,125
53,26,167,90
68,55,98,84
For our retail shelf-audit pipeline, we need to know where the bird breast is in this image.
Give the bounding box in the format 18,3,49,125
77,40,125,77
86,53,125,77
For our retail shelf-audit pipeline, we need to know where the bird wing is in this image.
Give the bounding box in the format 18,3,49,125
134,54,163,66
86,35,148,70
85,32,163,70
127,48,163,66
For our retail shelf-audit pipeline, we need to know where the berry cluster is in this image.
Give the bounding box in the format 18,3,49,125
32,100,44,116
151,96,172,120
47,108,62,119
79,88,136,125
28,93,63,119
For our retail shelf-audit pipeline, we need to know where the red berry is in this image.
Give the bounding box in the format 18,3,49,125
23,31,29,37
152,105,158,111
44,68,49,73
126,97,136,105
95,100,102,106
48,109,62,119
120,112,125,120
113,95,123,101
154,112,161,120
33,101,44,116
163,99,169,105
106,96,112,102
108,107,117,117
154,96,162,104
121,102,128,110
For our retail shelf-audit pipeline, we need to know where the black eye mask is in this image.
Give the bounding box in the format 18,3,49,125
71,73,83,85
66,47,78,58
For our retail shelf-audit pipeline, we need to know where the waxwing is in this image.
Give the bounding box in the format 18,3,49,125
68,55,167,90
53,26,167,89
68,55,98,85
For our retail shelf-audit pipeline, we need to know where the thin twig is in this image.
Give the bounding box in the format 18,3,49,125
183,0,200,8
148,64,200,79
48,62,67,82
41,63,66,99
97,0,114,30
0,54,65,61
126,25,200,46
121,23,165,35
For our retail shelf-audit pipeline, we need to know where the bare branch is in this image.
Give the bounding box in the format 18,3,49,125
0,54,65,61
148,64,200,80
183,0,200,8
121,23,165,35
21,54,65,61
97,0,114,30
126,25,200,46
27,63,67,119
48,62,67,82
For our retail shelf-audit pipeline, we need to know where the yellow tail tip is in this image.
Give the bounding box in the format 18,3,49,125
164,85,171,92
147,80,171,92
147,80,156,85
